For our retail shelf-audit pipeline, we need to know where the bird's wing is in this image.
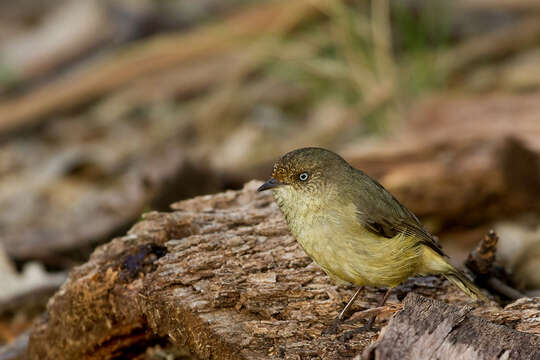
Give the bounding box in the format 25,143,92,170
352,170,445,256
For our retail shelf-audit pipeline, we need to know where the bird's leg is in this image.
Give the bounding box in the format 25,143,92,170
334,288,393,342
364,288,392,331
323,286,363,335
338,286,364,320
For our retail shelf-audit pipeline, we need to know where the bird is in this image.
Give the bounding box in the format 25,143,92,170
257,147,487,333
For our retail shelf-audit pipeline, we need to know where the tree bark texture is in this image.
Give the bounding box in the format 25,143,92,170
364,293,539,360
27,182,540,359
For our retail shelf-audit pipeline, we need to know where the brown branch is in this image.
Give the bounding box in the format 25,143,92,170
466,229,527,301
466,229,498,275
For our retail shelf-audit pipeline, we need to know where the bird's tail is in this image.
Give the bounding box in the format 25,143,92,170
443,269,488,302
421,246,488,302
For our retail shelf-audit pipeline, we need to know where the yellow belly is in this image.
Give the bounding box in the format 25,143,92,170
282,198,422,287
272,187,424,287
301,228,421,287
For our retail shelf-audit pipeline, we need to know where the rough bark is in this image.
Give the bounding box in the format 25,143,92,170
364,293,540,360
26,182,540,359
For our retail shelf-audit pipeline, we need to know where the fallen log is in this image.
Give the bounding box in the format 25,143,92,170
364,293,540,360
26,182,539,359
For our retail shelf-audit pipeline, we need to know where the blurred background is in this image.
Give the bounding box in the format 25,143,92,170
1,0,540,349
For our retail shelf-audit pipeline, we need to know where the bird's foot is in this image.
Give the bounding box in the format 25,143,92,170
364,313,376,331
322,314,377,337
322,318,342,335
337,319,378,342
338,327,363,342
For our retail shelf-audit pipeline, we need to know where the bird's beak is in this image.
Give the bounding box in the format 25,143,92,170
257,177,283,192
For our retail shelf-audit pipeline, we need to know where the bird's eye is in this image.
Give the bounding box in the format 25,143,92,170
298,172,309,181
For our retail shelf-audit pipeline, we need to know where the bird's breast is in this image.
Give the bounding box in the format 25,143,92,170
272,188,421,287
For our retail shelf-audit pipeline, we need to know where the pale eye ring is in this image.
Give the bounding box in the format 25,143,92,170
299,172,309,181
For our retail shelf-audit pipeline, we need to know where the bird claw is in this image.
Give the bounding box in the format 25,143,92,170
338,327,363,342
322,318,342,335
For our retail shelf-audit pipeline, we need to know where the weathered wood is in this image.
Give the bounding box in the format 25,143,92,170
26,182,540,359
466,230,498,276
364,293,540,360
463,230,526,300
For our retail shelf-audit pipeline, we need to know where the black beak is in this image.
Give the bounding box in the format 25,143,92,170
257,177,283,192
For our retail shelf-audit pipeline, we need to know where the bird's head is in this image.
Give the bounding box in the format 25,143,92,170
257,147,351,200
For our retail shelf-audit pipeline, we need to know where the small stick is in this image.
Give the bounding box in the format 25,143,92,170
466,229,498,275
487,277,527,300
466,229,527,301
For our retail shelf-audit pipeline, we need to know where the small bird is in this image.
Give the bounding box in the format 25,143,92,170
258,147,487,333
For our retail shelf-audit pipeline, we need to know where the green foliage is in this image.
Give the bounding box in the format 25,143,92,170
392,1,452,52
262,0,452,137
392,0,452,96
0,65,16,87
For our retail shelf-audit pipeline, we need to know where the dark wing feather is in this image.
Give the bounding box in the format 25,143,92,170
351,170,445,256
